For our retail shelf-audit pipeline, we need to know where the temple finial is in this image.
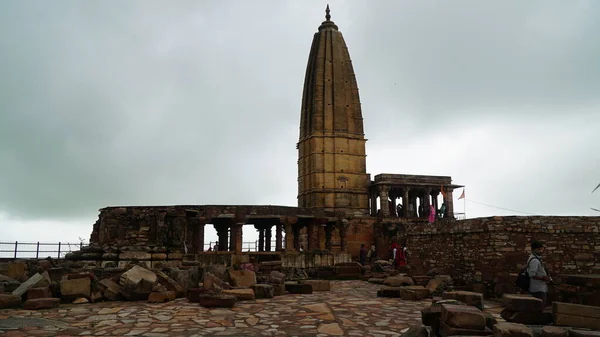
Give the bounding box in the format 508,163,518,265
325,4,331,21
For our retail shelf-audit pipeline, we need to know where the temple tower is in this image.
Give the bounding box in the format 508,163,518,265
297,6,370,214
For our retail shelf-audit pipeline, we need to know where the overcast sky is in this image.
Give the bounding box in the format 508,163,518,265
1,0,599,250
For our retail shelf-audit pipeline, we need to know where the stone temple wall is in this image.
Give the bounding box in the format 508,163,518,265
401,216,600,290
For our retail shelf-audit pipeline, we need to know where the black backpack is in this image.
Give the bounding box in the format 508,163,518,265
515,257,538,292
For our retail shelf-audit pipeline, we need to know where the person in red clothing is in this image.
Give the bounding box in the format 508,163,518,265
395,242,407,268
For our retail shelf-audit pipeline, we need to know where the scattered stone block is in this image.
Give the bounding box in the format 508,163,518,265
400,286,430,301
383,276,414,287
198,294,237,308
493,322,533,337
6,262,26,280
299,280,330,291
502,294,543,312
23,298,60,310
569,330,600,337
442,291,484,311
485,312,498,330
221,288,255,301
187,288,209,303
11,273,43,297
251,284,274,299
272,283,285,296
421,305,442,326
60,277,91,300
501,309,552,325
269,271,285,284
228,269,257,288
72,297,89,304
153,270,184,297
99,279,125,301
541,326,568,337
27,287,52,300
441,304,486,330
147,291,176,303
377,286,402,298
118,251,151,260
400,325,429,337
440,323,492,337
285,283,313,294
553,302,600,330
368,278,386,285
0,294,21,309
203,272,231,292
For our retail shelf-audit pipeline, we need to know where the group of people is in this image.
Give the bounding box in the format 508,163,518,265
390,202,448,222
359,241,408,269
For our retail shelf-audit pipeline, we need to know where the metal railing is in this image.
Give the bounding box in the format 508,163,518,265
204,240,285,252
0,241,88,259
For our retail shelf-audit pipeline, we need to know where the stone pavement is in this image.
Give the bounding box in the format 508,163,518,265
0,281,503,337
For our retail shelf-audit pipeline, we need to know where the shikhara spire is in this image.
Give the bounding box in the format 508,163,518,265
325,4,331,21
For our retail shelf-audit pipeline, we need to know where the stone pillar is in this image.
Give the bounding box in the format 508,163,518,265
370,191,378,216
325,224,333,251
390,191,397,217
307,220,319,251
258,227,265,252
275,223,283,251
231,222,243,254
265,225,272,252
194,219,206,253
216,225,229,251
338,220,348,252
403,188,410,217
293,225,301,251
284,220,294,251
432,191,439,218
446,188,455,219
423,188,431,218
379,186,390,217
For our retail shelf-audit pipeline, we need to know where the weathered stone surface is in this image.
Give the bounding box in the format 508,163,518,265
401,286,431,301
119,265,157,299
383,276,414,287
99,279,125,301
553,302,600,318
427,276,453,296
0,294,21,309
502,294,543,312
147,291,176,303
501,309,552,325
442,291,484,310
317,322,344,336
401,325,429,337
153,270,184,297
221,288,255,301
285,283,313,294
441,304,486,330
186,288,209,302
12,273,43,297
377,286,402,298
251,284,274,298
197,294,237,308
554,313,600,330
485,312,498,330
73,297,89,304
569,330,600,337
60,277,91,299
299,279,330,291
541,326,568,337
494,322,533,337
368,278,386,285
421,305,442,326
272,283,285,296
23,298,60,310
26,287,52,300
203,272,231,292
228,269,257,288
269,271,285,284
118,252,151,260
6,262,26,280
441,323,492,337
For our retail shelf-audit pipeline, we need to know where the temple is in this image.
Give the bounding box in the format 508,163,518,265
86,7,460,265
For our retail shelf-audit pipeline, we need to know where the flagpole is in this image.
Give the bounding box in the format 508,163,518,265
464,188,466,219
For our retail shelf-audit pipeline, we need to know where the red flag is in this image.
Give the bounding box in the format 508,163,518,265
440,185,446,198
458,189,465,200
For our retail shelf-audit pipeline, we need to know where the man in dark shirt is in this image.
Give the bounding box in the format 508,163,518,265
359,244,367,266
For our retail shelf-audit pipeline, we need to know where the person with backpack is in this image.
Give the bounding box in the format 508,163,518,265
527,241,551,306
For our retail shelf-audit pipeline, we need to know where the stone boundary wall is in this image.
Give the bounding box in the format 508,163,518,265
403,216,600,287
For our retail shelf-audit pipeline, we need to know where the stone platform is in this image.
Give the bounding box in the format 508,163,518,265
0,281,504,337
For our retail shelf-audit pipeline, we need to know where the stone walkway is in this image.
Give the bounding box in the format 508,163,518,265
0,281,502,337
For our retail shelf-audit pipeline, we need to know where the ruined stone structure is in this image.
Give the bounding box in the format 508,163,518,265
81,7,600,290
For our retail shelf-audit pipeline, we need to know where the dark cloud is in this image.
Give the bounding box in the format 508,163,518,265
0,1,598,242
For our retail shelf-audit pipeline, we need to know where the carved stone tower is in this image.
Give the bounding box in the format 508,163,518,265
297,6,370,214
